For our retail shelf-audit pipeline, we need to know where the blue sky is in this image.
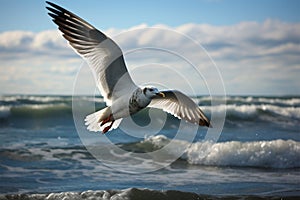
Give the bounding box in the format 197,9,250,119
0,0,300,95
1,0,300,31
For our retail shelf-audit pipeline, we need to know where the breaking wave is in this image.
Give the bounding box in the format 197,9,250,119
1,95,299,123
0,188,274,200
203,104,300,120
0,95,105,120
120,135,300,169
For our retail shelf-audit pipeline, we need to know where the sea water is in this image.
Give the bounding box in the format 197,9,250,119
0,95,299,199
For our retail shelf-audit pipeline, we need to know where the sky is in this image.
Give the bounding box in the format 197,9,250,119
0,0,300,95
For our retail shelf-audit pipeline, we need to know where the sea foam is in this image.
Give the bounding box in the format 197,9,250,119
142,135,300,169
0,188,208,200
185,139,300,168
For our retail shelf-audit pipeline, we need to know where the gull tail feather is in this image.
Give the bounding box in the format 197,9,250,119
84,107,122,132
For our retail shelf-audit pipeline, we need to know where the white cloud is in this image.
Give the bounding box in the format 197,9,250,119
0,19,299,95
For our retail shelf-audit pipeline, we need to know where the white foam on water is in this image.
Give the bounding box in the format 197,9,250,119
186,139,300,168
0,188,201,200
202,104,300,119
26,96,68,102
224,96,300,106
145,135,300,168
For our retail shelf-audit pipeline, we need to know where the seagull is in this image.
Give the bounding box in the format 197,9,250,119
46,1,211,134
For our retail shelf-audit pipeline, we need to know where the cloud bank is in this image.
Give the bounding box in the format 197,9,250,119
0,19,299,95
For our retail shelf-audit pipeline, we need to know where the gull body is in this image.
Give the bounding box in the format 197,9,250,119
46,2,211,133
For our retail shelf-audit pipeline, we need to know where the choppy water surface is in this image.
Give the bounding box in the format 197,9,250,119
0,95,299,199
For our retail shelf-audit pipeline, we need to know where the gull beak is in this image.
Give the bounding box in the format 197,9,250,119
157,92,165,98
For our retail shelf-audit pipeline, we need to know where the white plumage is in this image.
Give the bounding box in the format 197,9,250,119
46,1,211,134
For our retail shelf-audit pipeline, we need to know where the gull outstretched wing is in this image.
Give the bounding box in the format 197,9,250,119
46,1,137,105
149,90,211,127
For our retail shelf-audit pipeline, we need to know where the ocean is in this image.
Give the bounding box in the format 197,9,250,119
0,95,299,199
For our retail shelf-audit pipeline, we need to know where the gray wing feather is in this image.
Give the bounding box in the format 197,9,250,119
149,90,211,127
46,2,137,105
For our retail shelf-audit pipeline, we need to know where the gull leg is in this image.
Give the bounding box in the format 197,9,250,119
100,114,112,126
102,120,115,134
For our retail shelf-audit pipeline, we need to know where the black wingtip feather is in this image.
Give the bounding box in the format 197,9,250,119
48,13,58,20
46,6,61,16
199,117,212,128
46,1,66,13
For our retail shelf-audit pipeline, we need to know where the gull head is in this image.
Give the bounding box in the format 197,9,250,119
143,86,165,99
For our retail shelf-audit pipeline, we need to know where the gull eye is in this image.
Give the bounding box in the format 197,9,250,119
149,88,153,92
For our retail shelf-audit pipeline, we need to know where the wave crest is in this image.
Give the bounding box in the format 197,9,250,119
186,139,300,168
123,135,300,169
